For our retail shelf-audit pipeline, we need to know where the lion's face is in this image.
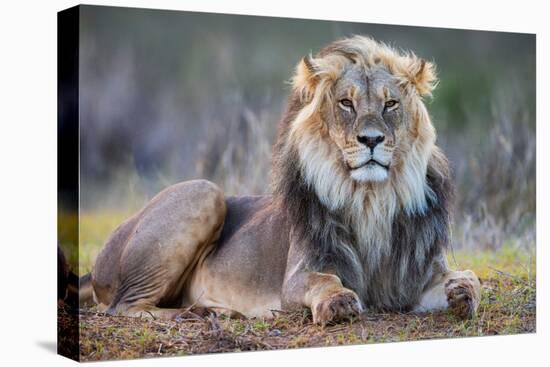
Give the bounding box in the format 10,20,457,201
326,65,404,183
289,36,438,202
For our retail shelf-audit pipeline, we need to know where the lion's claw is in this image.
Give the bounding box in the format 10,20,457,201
445,273,481,320
313,291,363,325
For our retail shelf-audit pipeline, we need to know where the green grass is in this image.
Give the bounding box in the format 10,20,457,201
450,244,535,279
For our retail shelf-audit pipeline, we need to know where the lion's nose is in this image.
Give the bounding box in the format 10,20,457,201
357,134,385,150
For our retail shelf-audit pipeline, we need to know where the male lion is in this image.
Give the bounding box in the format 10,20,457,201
81,36,481,324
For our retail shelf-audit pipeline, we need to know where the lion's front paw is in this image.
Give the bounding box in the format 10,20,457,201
312,290,363,325
445,270,481,319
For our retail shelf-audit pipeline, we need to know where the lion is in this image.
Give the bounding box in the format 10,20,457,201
80,36,481,324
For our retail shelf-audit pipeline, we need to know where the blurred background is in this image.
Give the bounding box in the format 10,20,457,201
72,5,535,273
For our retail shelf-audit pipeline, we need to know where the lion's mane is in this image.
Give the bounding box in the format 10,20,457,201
272,36,453,310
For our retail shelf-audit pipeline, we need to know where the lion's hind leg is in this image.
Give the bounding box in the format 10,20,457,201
105,180,226,319
414,270,481,319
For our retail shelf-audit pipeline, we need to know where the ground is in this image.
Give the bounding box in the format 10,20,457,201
65,244,535,362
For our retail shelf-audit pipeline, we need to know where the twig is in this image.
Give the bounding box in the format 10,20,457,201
144,310,157,320
488,266,525,282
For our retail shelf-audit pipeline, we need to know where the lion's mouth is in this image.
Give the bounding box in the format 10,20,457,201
350,159,390,171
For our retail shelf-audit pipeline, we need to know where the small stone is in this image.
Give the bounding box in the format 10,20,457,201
267,329,282,337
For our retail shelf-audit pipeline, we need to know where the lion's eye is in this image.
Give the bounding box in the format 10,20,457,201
339,99,354,110
384,100,398,109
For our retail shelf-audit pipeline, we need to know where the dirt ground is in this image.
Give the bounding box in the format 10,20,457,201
66,272,535,362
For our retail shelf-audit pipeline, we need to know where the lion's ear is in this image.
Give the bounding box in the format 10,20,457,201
292,55,321,102
405,57,438,97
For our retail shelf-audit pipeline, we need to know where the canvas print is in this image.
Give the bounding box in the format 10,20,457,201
57,5,536,362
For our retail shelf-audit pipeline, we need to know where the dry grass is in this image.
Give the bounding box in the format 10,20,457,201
69,246,535,362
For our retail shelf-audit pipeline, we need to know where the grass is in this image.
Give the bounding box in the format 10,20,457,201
70,242,535,362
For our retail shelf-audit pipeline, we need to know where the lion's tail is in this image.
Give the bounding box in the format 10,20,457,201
79,272,94,306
